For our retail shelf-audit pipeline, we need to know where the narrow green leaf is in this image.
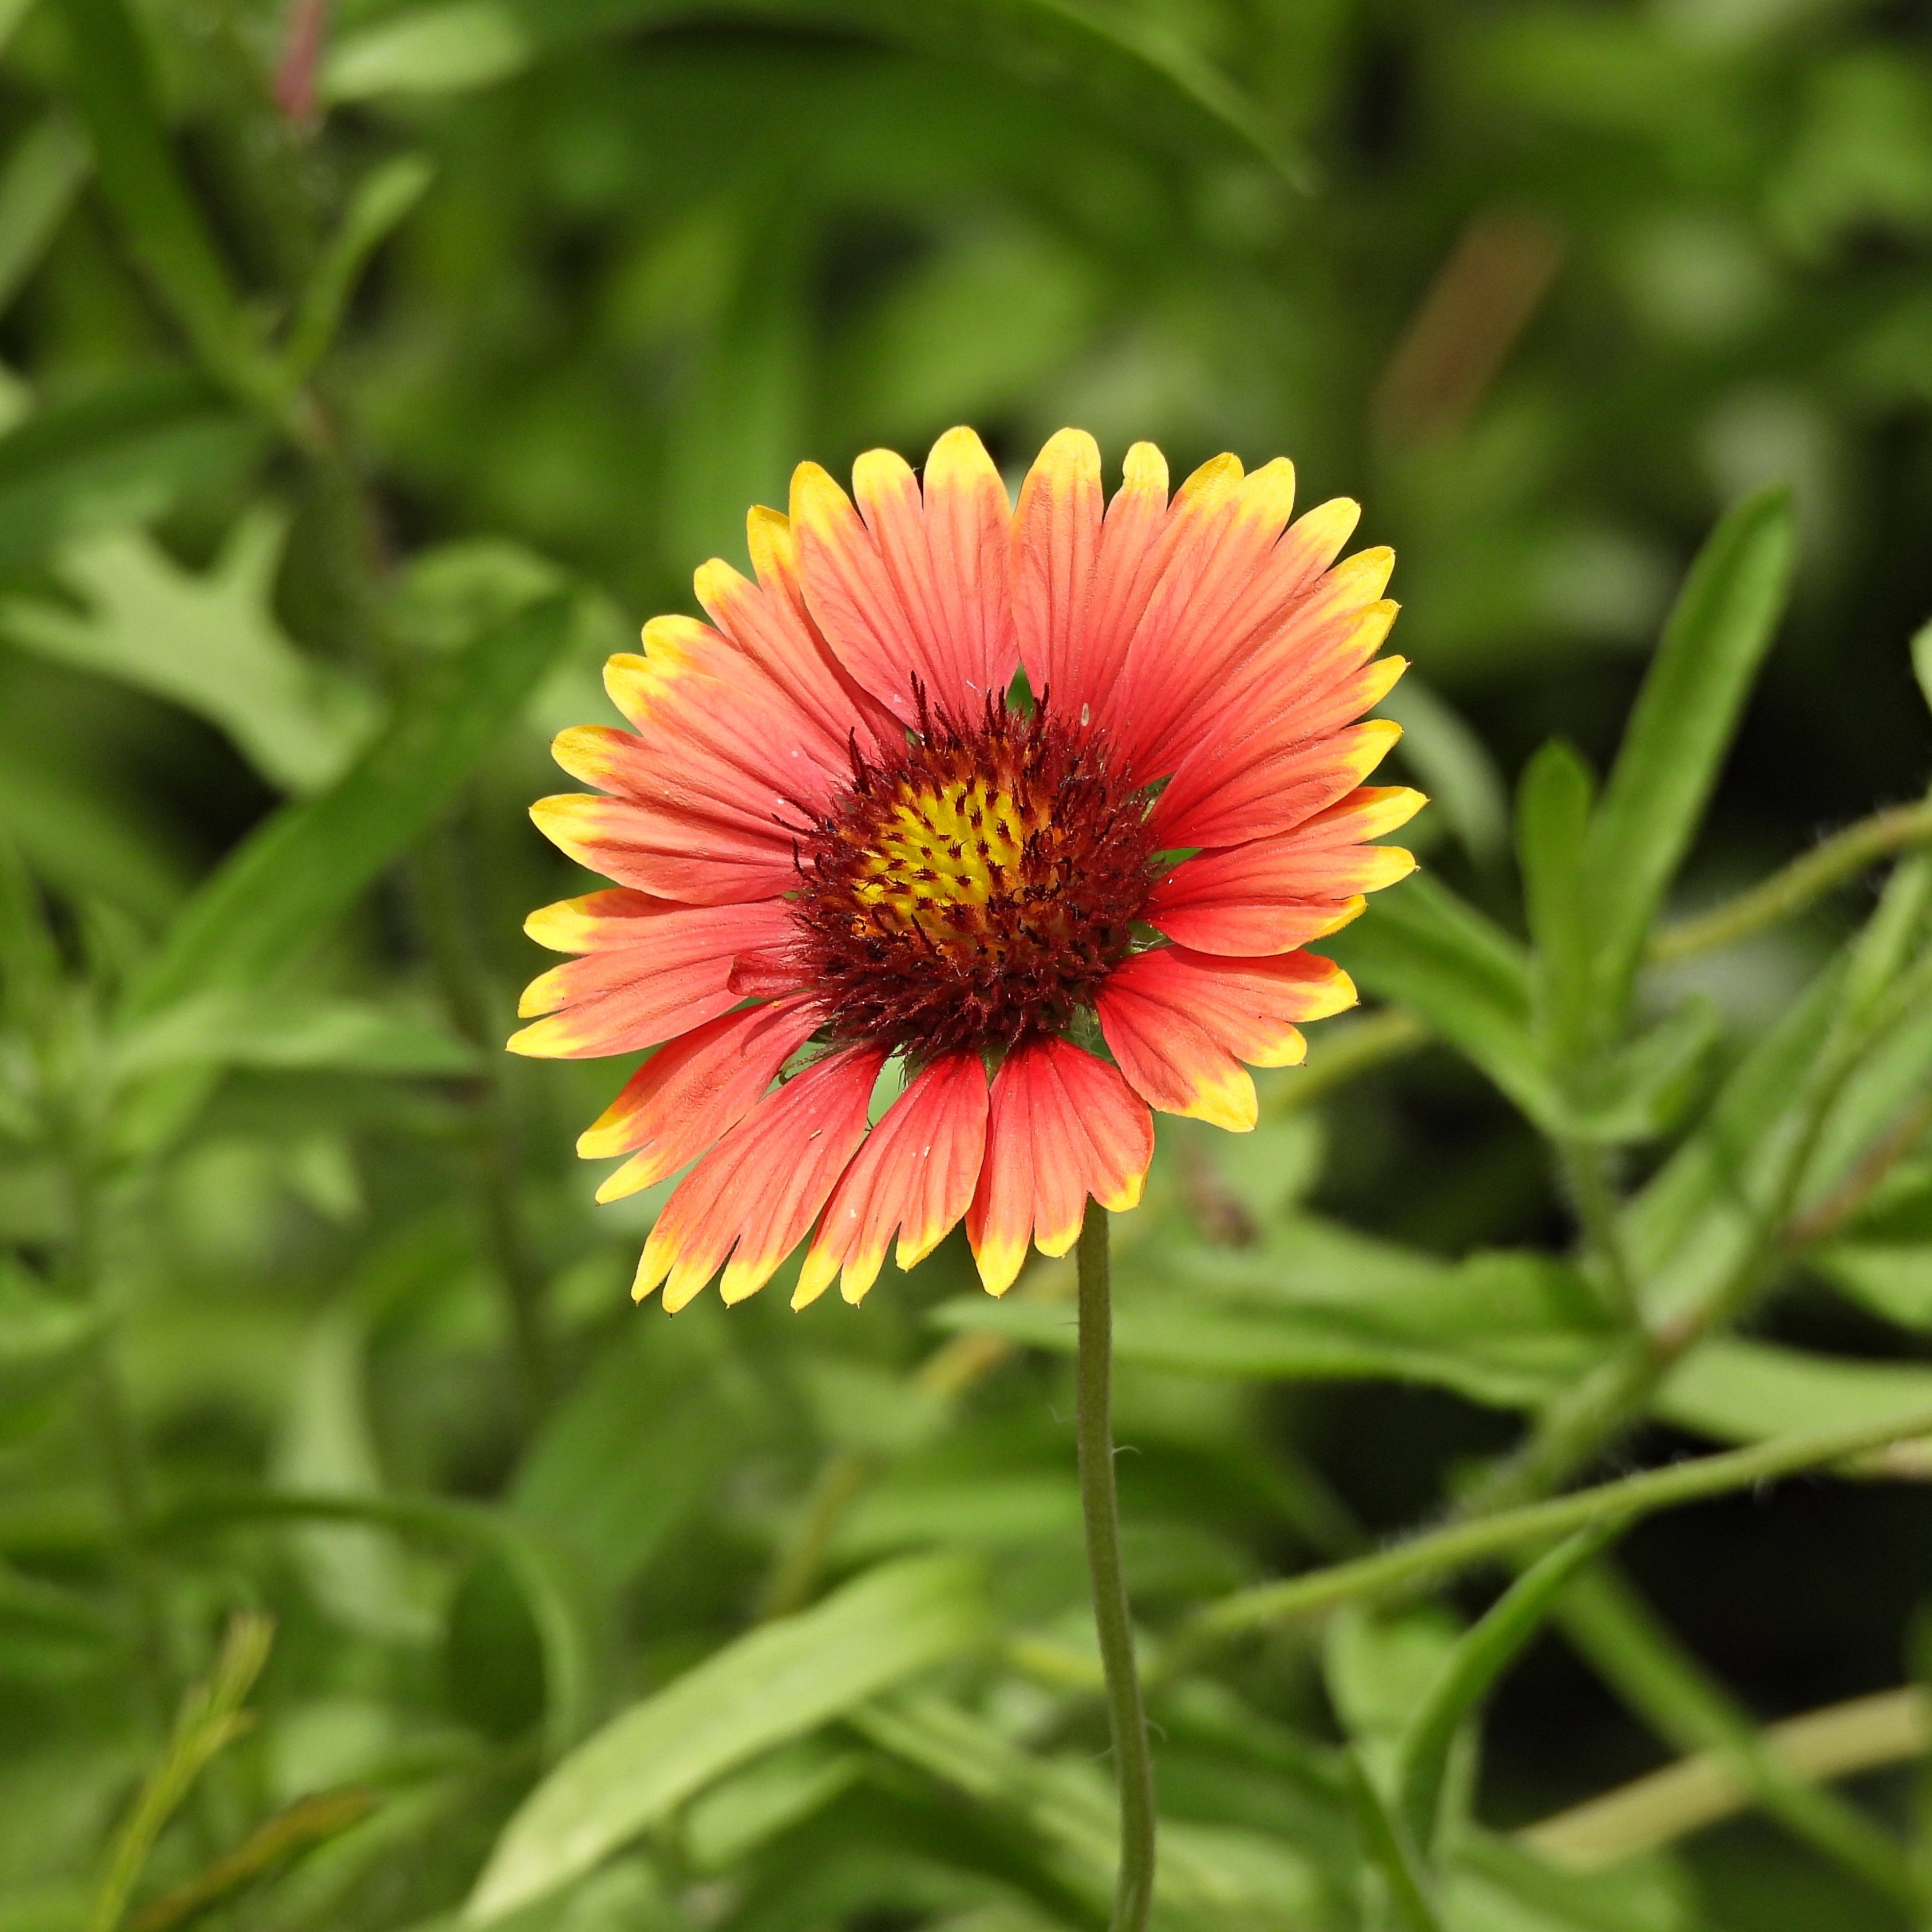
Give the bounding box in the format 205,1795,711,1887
52,0,276,407
933,1223,1611,1410
89,1614,275,1932
1586,487,1796,1011
1326,874,1563,1127
285,155,435,381
1517,738,1598,1065
1393,1526,1615,1850
1653,1336,1932,1473
466,1555,990,1923
1454,1831,1695,1932
0,114,90,318
153,1487,603,1763
1381,675,1508,866
854,1690,1328,1926
110,991,476,1081
121,594,574,1021
322,0,1306,182
0,1257,101,1429
1344,1748,1445,1932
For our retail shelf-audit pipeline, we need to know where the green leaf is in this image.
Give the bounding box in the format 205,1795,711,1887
682,1740,865,1874
0,739,189,924
0,1259,100,1436
121,593,575,1021
0,370,258,575
1652,1336,1932,1475
1,516,378,795
155,1487,603,1763
1451,1832,1696,1932
510,1310,756,1596
933,1220,1610,1409
1811,1169,1932,1326
854,1690,1328,1929
465,1555,991,1923
1344,1748,1445,1932
51,0,278,408
322,0,1305,183
1585,487,1796,1013
1393,1527,1615,1851
110,991,476,1081
1381,676,1509,867
1622,962,1843,1319
1518,738,1598,1066
285,155,436,381
272,1305,435,1643
0,114,90,319
1325,874,1562,1128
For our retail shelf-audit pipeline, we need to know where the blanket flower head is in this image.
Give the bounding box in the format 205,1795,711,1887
513,428,1421,1309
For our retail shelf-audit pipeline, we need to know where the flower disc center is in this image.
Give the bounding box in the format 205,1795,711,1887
793,702,1157,1058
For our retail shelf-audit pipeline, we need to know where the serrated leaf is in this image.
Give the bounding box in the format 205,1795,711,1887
2,516,377,795
121,593,574,1021
467,1555,991,1923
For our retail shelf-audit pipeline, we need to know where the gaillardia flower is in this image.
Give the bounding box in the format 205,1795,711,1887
512,429,1420,1309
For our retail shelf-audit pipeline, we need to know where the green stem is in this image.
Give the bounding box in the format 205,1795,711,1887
1520,1686,1929,1870
1558,1139,1638,1323
1076,1206,1156,1932
1649,799,1932,965
1169,1396,1932,1660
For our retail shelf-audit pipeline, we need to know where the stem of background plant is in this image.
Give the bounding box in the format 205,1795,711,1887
1075,1205,1157,1932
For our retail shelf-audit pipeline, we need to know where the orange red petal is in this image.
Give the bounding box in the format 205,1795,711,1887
793,427,1016,728
508,898,793,1058
1148,785,1423,955
634,1044,888,1312
965,1037,1153,1297
1098,945,1357,1129
582,997,822,1198
793,1050,989,1308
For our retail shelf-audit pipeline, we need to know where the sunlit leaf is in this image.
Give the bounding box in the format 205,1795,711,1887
121,594,575,1021
1,516,378,796
467,1555,991,1923
1586,486,1795,1013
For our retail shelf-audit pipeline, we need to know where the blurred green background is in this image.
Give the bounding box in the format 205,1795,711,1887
5,2,1932,1930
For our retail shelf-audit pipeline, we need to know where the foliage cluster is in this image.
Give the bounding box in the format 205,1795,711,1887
3,2,1932,1931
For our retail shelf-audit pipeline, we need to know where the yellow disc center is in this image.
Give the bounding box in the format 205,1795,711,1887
855,779,1033,926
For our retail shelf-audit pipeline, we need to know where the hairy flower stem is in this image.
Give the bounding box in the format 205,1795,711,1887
1076,1206,1156,1932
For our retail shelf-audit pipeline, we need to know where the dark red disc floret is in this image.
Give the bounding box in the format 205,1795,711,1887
789,694,1158,1059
